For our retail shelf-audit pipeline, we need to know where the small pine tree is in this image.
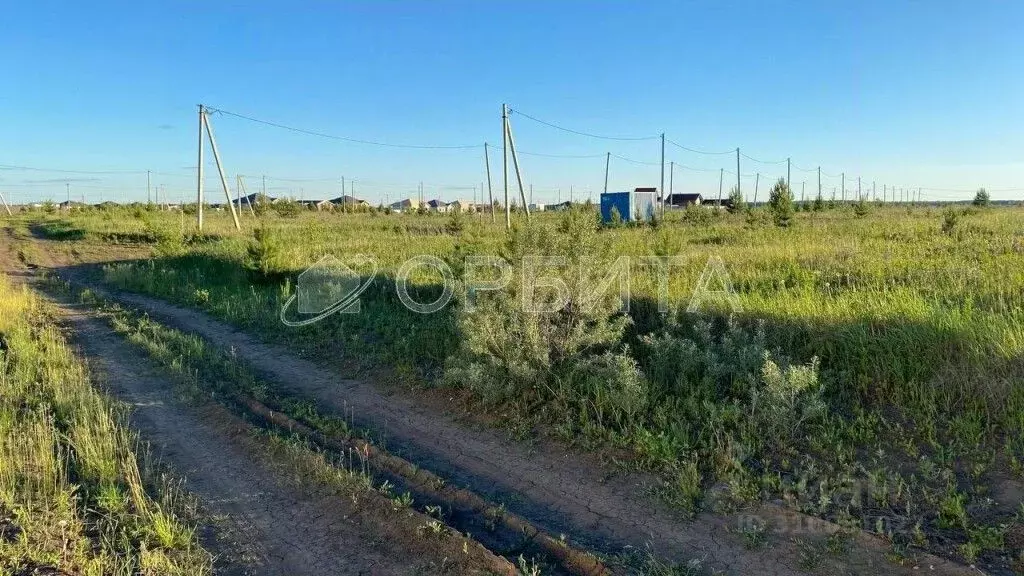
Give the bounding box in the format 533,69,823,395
726,186,745,214
812,193,825,212
608,206,624,227
973,188,990,207
853,197,870,218
445,207,466,234
767,178,794,227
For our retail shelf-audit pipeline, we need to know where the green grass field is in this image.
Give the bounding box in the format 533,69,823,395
0,277,212,576
16,198,1024,572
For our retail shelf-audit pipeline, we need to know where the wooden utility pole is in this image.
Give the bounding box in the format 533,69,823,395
817,166,821,201
841,172,845,202
238,175,255,216
604,152,610,194
753,173,760,205
858,176,862,200
502,104,510,228
0,189,12,216
787,157,791,188
197,104,204,231
735,148,741,200
484,142,495,222
147,170,151,203
202,111,242,230
718,168,723,206
801,181,805,204
504,108,530,220
660,133,665,212
669,161,674,201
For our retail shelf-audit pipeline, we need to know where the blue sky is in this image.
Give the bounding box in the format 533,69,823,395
2,1,1022,205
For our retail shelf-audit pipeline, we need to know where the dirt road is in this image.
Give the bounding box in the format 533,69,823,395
56,299,516,575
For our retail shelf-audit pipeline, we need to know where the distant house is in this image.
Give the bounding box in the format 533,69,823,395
528,203,546,212
446,199,476,213
548,201,573,211
329,195,368,209
426,199,449,213
296,199,335,210
58,200,86,210
389,198,420,213
665,193,703,207
238,193,279,207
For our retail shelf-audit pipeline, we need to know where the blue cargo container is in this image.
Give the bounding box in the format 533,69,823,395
600,190,657,223
600,192,632,223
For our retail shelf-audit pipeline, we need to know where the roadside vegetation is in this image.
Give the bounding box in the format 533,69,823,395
0,276,212,575
14,198,1024,573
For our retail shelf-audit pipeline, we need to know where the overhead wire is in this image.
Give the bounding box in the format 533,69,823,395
610,154,659,166
508,108,659,142
206,106,482,150
665,138,734,155
740,152,788,165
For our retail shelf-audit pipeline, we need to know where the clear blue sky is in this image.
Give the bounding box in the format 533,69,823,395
3,1,1022,205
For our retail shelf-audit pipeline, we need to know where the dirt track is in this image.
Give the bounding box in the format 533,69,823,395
55,299,516,576
52,264,982,576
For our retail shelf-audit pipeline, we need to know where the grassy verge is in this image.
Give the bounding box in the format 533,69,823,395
0,275,211,575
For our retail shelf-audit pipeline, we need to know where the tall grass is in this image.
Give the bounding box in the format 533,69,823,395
29,202,1024,568
0,276,211,575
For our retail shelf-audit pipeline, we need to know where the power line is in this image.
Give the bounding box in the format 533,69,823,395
611,153,659,166
673,163,723,173
665,138,734,155
516,150,607,159
206,106,482,150
0,163,145,175
508,108,660,141
740,153,787,165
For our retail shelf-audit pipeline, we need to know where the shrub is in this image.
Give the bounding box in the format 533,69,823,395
445,208,641,428
853,197,870,218
445,209,466,235
637,316,826,463
607,206,624,227
726,186,745,214
681,204,714,226
942,207,960,235
245,227,288,278
754,354,825,448
767,178,794,227
271,199,302,218
744,208,769,229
